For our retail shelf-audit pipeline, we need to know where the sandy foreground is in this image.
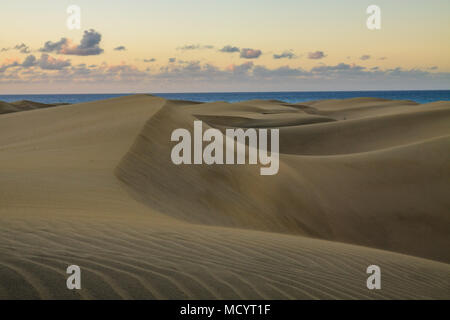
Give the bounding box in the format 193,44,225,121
0,94,449,299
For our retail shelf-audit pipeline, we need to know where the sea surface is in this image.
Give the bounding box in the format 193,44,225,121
1,90,449,105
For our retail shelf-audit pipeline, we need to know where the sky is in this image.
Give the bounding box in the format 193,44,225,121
1,0,449,93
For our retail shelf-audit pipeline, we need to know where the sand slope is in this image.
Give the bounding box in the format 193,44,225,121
0,100,65,115
1,95,449,299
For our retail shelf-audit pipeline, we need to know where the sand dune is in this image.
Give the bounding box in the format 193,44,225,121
0,100,65,115
0,101,19,115
1,95,449,299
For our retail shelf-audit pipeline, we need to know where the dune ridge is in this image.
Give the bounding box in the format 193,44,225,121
1,95,449,299
117,97,450,263
0,100,67,115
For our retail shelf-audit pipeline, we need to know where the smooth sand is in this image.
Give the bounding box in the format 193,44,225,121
0,95,449,299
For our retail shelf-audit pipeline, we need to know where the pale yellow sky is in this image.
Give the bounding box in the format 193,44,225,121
1,0,449,93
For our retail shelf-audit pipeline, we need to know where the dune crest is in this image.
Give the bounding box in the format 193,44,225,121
0,100,67,115
117,98,450,263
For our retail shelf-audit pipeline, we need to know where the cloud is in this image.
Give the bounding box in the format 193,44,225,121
428,66,438,70
156,60,223,80
385,67,429,77
40,38,68,53
144,58,156,63
39,29,104,56
308,51,326,59
14,43,30,54
312,63,365,73
0,60,20,73
169,58,176,63
1,44,31,54
273,51,296,59
17,54,71,70
225,61,254,73
240,48,262,59
360,55,371,60
177,44,214,50
114,46,126,51
219,45,240,53
254,65,308,77
22,55,37,67
37,54,71,70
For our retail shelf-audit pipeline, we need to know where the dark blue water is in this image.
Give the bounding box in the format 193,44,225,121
1,90,449,105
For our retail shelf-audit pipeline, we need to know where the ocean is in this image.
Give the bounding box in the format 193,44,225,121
1,90,449,105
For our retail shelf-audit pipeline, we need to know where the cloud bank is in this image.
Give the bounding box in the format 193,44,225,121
2,55,448,91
